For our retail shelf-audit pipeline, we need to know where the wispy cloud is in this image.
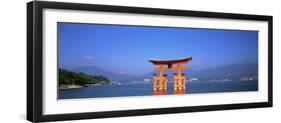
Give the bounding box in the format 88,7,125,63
84,55,94,60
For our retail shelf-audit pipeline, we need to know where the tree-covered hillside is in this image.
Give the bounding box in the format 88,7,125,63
59,68,110,86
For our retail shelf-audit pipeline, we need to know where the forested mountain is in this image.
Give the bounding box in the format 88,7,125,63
59,69,110,86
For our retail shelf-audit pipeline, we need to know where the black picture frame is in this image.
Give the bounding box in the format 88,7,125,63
27,1,273,122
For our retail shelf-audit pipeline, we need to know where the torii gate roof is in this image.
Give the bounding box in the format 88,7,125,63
149,57,192,65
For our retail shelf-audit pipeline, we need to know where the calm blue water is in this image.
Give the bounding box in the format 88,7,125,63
59,81,258,99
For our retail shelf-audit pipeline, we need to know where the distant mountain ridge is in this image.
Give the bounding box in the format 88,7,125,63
68,62,258,82
188,63,258,79
70,66,138,82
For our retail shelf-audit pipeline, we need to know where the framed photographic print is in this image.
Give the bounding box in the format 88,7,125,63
27,1,273,122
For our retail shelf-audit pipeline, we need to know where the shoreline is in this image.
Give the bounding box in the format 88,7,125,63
59,83,106,90
59,85,83,90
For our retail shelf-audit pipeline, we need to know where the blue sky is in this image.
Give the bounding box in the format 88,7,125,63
58,23,258,75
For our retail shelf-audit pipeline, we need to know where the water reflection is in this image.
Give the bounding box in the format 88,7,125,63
153,90,167,95
174,89,186,95
153,88,186,95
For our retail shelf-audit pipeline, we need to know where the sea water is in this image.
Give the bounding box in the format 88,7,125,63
59,80,258,99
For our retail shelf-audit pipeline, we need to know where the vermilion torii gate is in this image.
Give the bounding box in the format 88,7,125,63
149,57,192,91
